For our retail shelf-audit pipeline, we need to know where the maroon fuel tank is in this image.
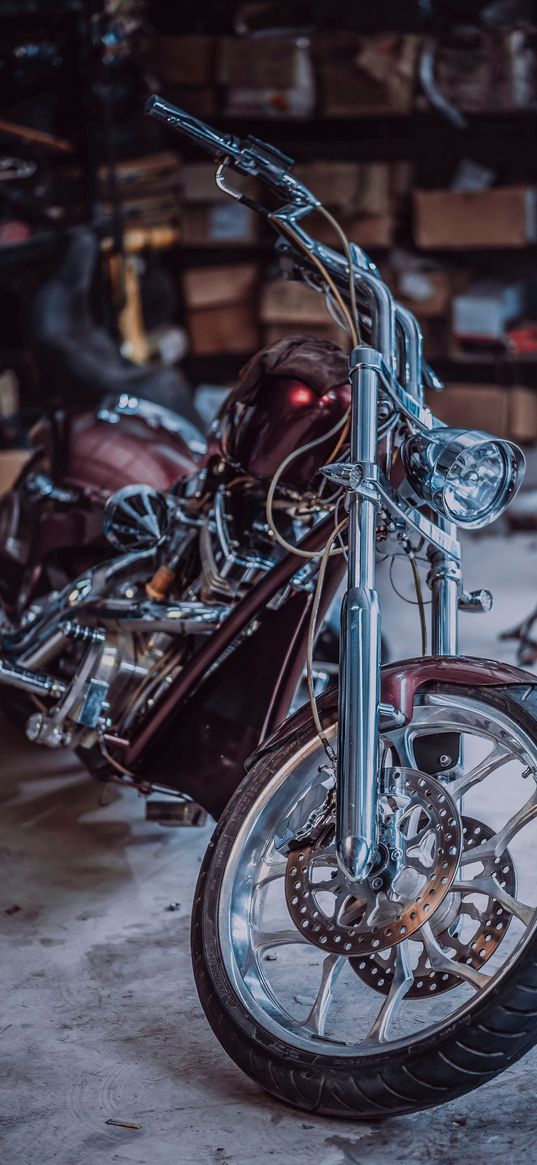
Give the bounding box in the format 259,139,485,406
213,336,351,490
62,411,199,493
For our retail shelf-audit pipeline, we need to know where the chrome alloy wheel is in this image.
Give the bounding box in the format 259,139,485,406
217,692,537,1055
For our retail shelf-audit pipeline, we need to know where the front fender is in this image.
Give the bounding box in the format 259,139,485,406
249,655,536,768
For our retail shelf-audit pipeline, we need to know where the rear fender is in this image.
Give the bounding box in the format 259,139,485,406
248,655,536,767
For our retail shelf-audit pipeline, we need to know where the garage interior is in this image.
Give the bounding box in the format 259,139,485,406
3,2,537,1162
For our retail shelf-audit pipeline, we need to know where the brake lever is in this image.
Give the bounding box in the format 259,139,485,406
145,94,318,208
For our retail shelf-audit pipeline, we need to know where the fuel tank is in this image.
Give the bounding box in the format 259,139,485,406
62,411,199,492
31,402,201,495
213,337,351,490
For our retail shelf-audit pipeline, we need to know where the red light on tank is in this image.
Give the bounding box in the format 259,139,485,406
289,384,315,407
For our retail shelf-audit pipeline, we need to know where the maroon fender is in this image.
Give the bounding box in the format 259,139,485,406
249,655,537,766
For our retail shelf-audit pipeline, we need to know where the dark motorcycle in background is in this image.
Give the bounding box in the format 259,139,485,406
1,97,537,1120
0,225,206,619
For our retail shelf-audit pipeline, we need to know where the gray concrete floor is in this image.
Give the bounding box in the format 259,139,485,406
3,531,537,1164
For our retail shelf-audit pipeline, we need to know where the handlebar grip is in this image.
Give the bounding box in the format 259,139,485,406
145,95,242,164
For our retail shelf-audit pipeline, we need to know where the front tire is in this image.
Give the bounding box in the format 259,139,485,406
192,682,537,1118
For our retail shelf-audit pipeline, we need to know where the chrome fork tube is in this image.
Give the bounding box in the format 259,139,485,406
427,522,461,655
336,347,381,883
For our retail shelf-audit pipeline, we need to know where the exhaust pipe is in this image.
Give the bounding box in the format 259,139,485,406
0,657,67,699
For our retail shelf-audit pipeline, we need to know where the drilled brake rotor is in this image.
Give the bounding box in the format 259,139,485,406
285,769,462,958
350,815,515,996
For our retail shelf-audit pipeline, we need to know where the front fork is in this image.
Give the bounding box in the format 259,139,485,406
336,349,381,881
335,348,462,883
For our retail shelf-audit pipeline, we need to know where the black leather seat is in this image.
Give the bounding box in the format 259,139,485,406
29,228,201,426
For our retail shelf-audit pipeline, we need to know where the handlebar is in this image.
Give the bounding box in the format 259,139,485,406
145,95,319,209
145,94,444,405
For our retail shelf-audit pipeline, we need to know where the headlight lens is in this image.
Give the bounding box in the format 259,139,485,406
401,428,525,529
443,442,505,522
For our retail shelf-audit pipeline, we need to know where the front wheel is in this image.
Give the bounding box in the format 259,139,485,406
192,682,537,1118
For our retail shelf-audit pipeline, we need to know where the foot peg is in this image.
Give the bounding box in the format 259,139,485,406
145,799,208,827
0,657,67,699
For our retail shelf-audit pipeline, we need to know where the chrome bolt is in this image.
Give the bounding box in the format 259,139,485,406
439,755,451,766
25,712,44,742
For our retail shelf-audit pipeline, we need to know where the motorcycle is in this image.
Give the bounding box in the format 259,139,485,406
0,226,206,621
1,95,535,1119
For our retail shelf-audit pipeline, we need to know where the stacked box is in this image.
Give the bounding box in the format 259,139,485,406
313,33,420,117
414,187,537,249
149,35,216,116
183,264,259,355
180,163,259,247
428,384,537,444
259,279,349,349
217,36,315,118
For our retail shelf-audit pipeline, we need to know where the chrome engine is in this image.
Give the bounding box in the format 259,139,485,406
0,476,298,758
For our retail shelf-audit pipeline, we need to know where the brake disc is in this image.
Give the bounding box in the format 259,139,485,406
350,815,515,996
285,769,462,958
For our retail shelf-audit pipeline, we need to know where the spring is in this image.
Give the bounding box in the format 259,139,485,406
60,621,105,645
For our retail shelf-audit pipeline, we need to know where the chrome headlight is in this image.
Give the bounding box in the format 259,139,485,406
401,428,525,529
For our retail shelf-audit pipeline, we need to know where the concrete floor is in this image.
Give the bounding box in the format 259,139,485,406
3,530,537,1164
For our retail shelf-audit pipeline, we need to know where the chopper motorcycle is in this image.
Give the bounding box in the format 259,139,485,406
1,96,537,1119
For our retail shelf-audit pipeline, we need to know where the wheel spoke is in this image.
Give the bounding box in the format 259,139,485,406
300,954,346,1037
255,862,289,890
453,875,535,927
449,743,512,801
252,927,312,956
366,941,414,1044
460,790,537,866
388,726,417,768
222,690,537,1059
420,922,489,990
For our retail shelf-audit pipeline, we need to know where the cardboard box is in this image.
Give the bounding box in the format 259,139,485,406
452,280,526,341
510,387,537,443
263,322,350,350
217,37,299,89
430,29,537,114
187,304,259,355
313,213,394,249
100,152,181,192
182,264,258,310
314,33,420,117
182,204,258,246
152,35,214,85
0,449,31,494
181,163,259,204
218,37,315,118
430,382,537,444
181,163,221,204
414,187,537,249
293,162,390,216
394,268,469,318
428,384,511,438
260,280,332,326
